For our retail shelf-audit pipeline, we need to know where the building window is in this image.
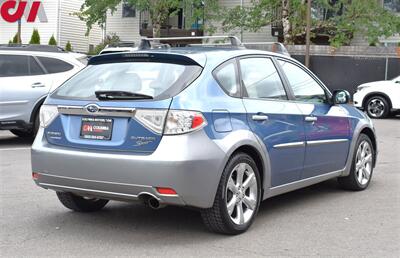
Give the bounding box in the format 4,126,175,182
384,0,400,13
122,3,136,18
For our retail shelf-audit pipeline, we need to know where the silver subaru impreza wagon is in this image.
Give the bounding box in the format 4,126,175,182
32,36,377,234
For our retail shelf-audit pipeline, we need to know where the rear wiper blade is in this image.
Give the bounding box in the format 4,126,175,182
95,91,153,100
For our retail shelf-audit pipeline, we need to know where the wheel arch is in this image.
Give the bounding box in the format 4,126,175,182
342,122,377,177
360,127,377,167
30,96,47,123
231,145,265,196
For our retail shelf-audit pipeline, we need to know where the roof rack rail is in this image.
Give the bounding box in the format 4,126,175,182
138,36,242,50
0,44,65,53
244,42,290,57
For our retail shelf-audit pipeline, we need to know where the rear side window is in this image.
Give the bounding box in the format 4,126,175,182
54,62,202,100
37,57,74,74
213,60,240,97
0,55,44,77
240,57,287,100
29,57,44,75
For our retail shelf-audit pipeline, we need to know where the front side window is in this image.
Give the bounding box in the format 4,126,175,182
278,60,327,104
37,57,74,74
240,57,287,100
54,62,201,100
213,60,239,97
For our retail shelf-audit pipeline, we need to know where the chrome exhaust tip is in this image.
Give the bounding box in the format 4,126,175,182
139,193,166,209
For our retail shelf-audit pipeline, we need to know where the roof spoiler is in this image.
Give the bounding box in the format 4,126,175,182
138,36,243,50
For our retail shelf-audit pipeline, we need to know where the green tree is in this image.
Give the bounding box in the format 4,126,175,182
89,33,121,55
65,41,73,51
8,40,13,44
221,0,400,47
48,35,57,46
76,0,221,38
12,33,19,44
29,29,41,44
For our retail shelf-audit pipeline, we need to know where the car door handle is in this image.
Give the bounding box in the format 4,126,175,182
305,116,318,122
252,115,269,121
31,82,45,88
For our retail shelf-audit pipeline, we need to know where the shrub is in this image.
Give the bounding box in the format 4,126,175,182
29,29,40,44
48,35,57,46
65,41,72,52
12,33,19,43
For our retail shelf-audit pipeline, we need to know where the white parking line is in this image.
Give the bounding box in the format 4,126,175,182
0,147,31,151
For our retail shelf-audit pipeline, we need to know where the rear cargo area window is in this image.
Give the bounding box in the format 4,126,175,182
54,62,202,100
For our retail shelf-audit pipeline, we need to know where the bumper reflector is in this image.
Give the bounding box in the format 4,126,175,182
156,187,177,195
32,172,39,180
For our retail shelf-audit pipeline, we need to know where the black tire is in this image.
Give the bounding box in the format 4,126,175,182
32,110,40,138
365,96,390,119
10,129,33,138
338,134,375,191
9,111,40,139
56,192,109,212
201,153,261,235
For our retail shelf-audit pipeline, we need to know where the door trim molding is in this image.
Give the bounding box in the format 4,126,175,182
273,141,305,148
307,139,348,146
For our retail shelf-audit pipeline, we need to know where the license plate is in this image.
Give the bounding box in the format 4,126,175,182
80,117,113,140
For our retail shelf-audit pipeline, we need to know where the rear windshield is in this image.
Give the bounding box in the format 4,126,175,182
53,61,202,100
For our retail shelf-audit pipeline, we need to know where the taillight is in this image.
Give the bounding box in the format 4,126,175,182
164,110,207,135
134,109,207,135
39,105,59,128
135,109,168,134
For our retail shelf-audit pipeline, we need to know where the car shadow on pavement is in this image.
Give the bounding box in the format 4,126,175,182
0,132,33,147
32,179,347,243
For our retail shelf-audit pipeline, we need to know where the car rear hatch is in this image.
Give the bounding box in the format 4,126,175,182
43,52,204,154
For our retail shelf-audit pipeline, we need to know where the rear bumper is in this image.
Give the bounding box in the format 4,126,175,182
31,128,227,208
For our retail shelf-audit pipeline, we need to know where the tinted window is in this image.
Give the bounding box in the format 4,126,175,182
279,60,327,103
29,57,44,75
122,2,136,17
37,57,74,74
54,62,201,100
214,60,239,96
240,57,287,100
0,55,29,77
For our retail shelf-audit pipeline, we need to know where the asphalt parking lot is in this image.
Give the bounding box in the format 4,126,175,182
0,118,399,257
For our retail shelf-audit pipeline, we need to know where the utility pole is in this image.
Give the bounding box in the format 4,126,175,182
17,0,22,43
305,0,311,68
17,19,22,44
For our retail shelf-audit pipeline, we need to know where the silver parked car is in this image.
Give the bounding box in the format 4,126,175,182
0,44,86,138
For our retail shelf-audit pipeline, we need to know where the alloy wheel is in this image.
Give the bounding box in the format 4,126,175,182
226,163,258,225
355,140,373,186
367,98,385,118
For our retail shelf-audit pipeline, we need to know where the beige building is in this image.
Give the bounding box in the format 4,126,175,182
0,0,103,53
105,0,399,47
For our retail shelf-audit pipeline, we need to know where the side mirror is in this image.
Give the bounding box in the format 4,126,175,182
332,90,351,105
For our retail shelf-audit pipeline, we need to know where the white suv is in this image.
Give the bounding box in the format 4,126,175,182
0,45,86,138
353,75,400,118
